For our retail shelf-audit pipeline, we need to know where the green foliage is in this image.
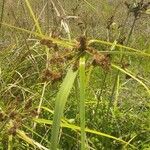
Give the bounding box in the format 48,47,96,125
0,0,150,150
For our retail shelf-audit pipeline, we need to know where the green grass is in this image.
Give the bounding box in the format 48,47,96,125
0,0,150,150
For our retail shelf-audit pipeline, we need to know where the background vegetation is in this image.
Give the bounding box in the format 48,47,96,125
0,0,150,149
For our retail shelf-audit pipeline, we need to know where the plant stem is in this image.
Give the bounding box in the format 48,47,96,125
79,56,86,150
108,15,138,113
0,0,5,30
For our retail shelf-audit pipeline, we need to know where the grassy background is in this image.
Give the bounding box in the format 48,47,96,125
0,0,150,149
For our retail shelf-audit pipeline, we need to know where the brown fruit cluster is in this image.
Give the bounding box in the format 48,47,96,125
40,35,111,82
42,69,62,82
125,0,150,18
40,39,58,50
